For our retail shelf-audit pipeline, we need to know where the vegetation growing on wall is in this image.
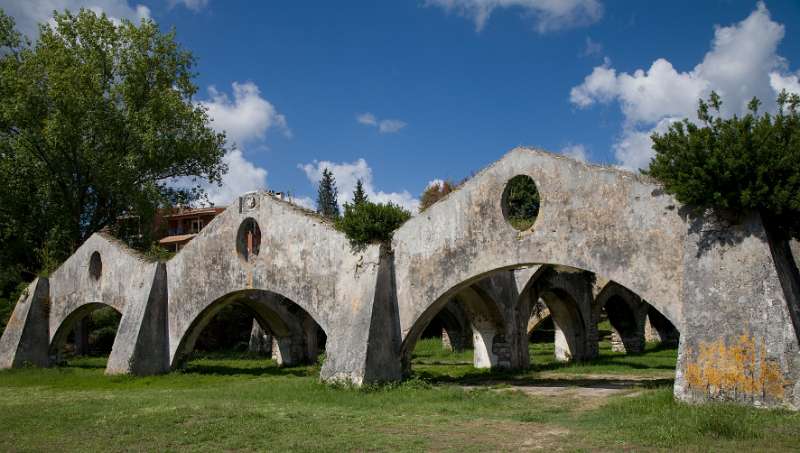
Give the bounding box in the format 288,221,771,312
646,91,800,343
419,180,455,212
647,91,800,239
336,200,411,250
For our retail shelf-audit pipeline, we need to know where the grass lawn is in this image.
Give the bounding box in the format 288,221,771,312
0,340,797,452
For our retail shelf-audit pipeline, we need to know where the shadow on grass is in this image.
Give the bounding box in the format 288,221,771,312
181,363,314,378
528,360,676,372
413,367,675,390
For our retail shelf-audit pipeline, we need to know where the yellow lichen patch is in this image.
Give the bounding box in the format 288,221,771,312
685,335,786,401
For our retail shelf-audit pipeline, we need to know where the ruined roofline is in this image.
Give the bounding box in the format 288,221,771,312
415,146,663,215
42,230,152,281
164,190,348,261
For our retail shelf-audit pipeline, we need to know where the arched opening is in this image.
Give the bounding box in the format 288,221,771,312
645,304,680,348
49,303,122,366
501,175,540,231
539,288,587,362
174,290,326,373
604,295,644,354
403,263,681,392
420,300,472,353
406,283,507,375
236,218,262,262
89,251,102,280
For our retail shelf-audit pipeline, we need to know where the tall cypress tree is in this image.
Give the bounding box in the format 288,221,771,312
352,179,368,206
316,168,340,219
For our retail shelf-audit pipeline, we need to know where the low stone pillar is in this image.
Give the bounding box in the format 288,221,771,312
0,278,50,369
553,322,573,362
271,335,305,366
248,319,272,355
441,328,453,351
610,328,644,354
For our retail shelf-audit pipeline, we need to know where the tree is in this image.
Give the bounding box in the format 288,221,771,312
0,9,227,302
647,91,800,238
336,201,411,250
646,90,800,341
352,179,368,206
316,168,340,219
419,180,454,212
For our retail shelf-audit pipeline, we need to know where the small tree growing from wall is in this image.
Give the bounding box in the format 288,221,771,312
336,201,411,250
316,168,340,219
646,90,800,341
419,180,455,212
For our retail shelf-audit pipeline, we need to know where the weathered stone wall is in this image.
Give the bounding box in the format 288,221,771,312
164,193,391,384
0,147,796,409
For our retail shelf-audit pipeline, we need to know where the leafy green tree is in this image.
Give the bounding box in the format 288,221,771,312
419,180,455,212
0,9,228,317
336,201,411,249
647,90,800,340
352,179,368,206
316,168,340,219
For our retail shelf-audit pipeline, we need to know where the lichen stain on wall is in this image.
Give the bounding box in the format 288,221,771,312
685,335,785,401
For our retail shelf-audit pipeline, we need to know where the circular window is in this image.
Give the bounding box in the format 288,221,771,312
502,175,540,231
236,218,262,262
89,251,102,280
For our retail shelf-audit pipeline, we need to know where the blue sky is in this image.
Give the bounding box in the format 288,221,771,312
3,1,800,211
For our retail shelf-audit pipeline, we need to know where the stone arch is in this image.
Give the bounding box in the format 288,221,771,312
48,302,122,363
400,280,508,373
594,282,650,354
539,288,587,362
424,299,472,352
645,304,680,347
527,303,551,336
392,149,686,354
172,289,322,368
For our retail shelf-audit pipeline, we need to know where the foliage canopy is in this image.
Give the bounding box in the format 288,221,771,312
0,9,227,307
336,201,411,250
419,180,455,212
647,91,800,238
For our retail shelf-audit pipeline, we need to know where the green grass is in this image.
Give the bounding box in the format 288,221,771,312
0,341,797,452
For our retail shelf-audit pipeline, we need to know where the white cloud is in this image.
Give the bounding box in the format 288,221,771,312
426,179,446,189
560,144,588,162
290,196,316,211
378,119,408,134
200,82,290,146
569,2,798,170
202,150,268,206
581,36,603,57
356,112,407,134
0,0,150,38
168,0,209,12
770,72,800,96
425,0,603,33
299,158,420,212
356,112,377,126
170,81,288,206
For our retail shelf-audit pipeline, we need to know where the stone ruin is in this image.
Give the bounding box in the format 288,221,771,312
1,148,798,409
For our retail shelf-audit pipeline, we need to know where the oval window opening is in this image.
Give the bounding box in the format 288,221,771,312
89,251,102,280
237,218,262,262
502,175,540,231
